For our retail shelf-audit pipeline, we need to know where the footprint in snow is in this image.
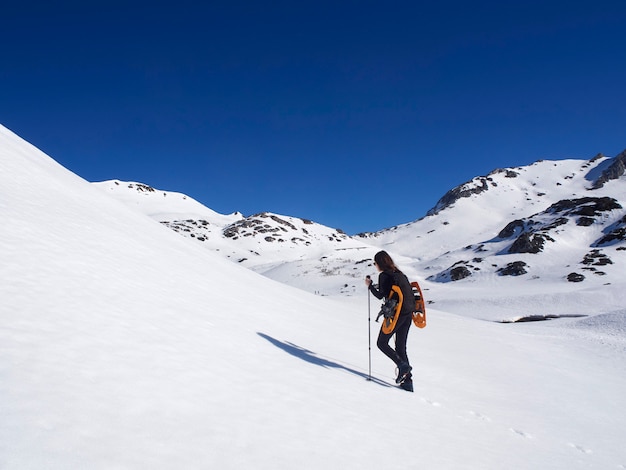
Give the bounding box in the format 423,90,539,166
468,411,491,422
510,428,532,439
568,443,592,454
420,397,441,407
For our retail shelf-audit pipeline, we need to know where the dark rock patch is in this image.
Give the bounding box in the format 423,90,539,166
497,261,528,276
450,265,472,281
498,219,525,239
547,197,621,216
509,233,550,254
576,217,595,226
591,149,626,188
582,250,613,266
567,272,585,282
427,177,490,215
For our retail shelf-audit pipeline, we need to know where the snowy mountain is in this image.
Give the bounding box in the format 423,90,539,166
354,154,626,321
94,151,626,322
364,154,626,265
2,124,626,469
93,180,379,296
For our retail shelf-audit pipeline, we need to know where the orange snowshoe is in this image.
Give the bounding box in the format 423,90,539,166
411,281,427,328
381,285,403,334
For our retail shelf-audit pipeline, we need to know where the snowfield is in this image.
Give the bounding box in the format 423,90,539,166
1,124,625,469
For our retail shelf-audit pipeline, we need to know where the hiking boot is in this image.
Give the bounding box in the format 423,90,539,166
395,362,412,384
399,378,414,392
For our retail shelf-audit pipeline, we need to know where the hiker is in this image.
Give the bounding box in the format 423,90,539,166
365,250,414,390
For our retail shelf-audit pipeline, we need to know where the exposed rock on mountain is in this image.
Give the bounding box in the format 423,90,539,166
567,272,585,282
497,261,528,276
595,215,626,246
427,261,474,282
547,197,622,216
222,212,328,245
592,149,626,188
427,176,491,216
508,232,553,254
582,249,613,266
500,197,622,254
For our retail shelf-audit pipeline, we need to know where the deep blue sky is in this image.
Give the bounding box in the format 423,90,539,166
2,1,626,234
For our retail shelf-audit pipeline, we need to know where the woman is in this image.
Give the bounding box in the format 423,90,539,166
365,250,414,391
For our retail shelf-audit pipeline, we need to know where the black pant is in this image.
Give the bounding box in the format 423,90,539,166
377,314,412,366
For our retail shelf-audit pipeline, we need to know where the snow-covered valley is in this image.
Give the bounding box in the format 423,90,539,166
1,124,625,469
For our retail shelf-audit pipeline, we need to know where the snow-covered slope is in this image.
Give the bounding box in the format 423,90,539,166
92,179,243,225
363,156,626,265
2,124,626,469
357,155,626,320
95,152,626,322
0,125,388,468
93,180,380,296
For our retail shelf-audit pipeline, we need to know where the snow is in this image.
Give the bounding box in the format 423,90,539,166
92,179,244,225
1,124,625,469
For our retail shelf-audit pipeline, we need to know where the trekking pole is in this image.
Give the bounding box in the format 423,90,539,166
366,275,372,381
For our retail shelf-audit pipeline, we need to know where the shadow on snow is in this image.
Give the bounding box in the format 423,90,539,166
257,332,391,388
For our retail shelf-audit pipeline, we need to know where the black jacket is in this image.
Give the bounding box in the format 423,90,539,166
369,269,414,315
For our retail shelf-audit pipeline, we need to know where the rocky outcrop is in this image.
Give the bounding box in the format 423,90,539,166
426,167,526,216
223,212,347,245
428,260,477,282
427,177,491,215
499,197,622,254
546,197,621,216
498,219,526,239
595,215,626,246
592,149,626,188
509,233,552,254
497,261,528,276
582,249,613,266
567,272,585,282
450,265,472,281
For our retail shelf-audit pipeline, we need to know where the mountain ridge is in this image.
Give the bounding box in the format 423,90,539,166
93,150,626,315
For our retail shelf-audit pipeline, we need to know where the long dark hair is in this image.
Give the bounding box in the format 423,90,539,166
374,250,401,273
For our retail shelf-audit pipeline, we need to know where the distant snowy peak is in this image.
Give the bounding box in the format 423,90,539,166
157,210,357,261
426,151,626,216
94,179,371,272
360,155,618,241
417,155,626,285
223,212,348,245
93,181,351,250
162,210,365,260
426,166,529,216
93,180,243,226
